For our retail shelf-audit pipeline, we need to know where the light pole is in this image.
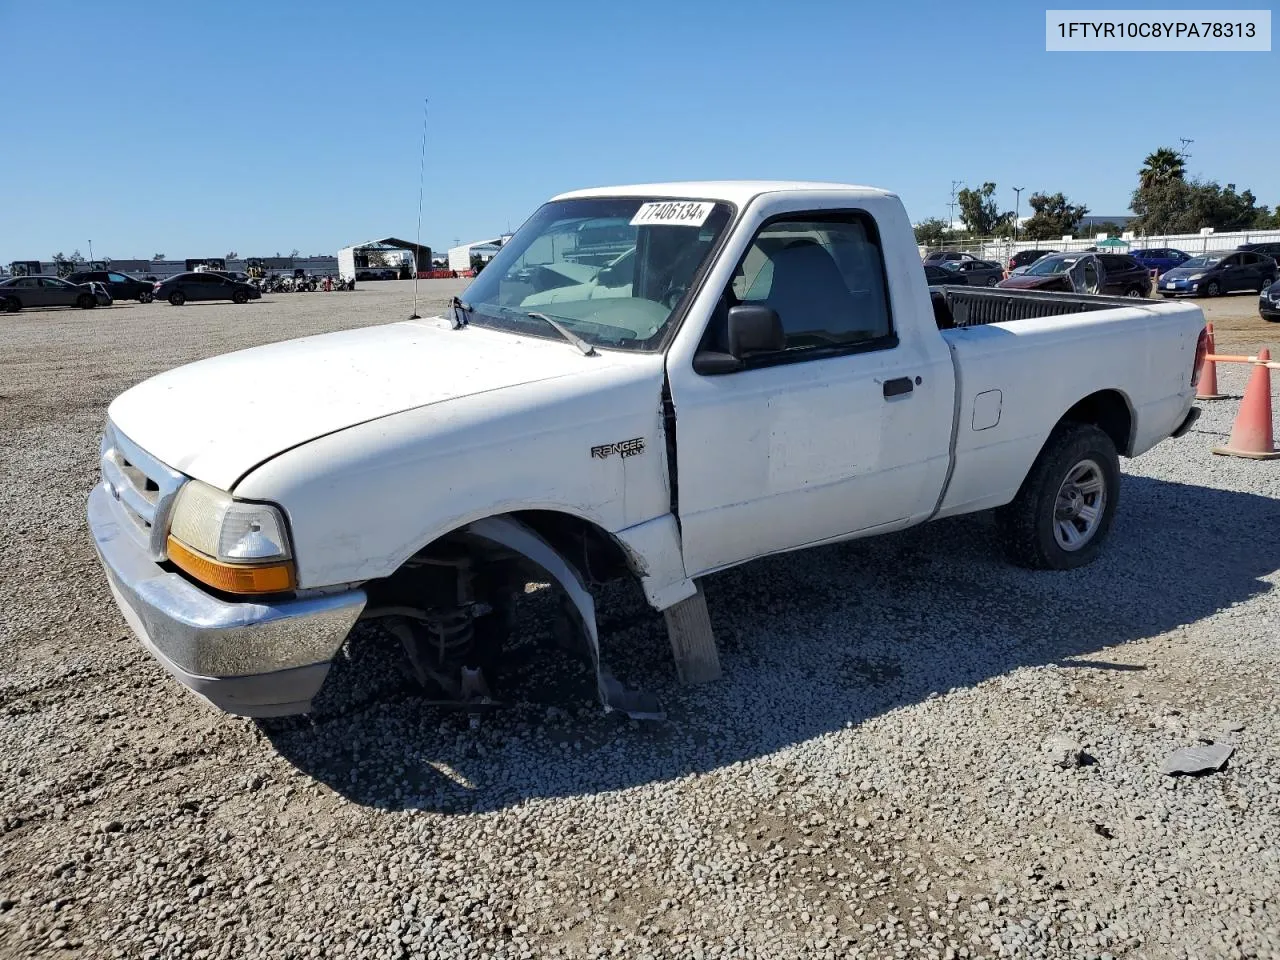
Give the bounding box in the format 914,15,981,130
1012,187,1024,243
88,239,94,265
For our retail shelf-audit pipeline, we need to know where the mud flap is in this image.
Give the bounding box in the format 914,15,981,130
464,517,665,720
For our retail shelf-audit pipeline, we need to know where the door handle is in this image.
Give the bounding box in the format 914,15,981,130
883,376,914,398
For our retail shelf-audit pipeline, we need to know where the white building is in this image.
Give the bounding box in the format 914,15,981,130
447,235,512,272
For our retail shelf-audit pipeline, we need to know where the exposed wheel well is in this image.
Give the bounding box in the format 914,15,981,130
364,510,636,613
507,510,635,586
1061,389,1133,456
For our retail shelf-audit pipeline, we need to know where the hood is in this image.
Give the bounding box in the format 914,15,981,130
108,318,632,490
997,273,1061,289
1160,266,1213,279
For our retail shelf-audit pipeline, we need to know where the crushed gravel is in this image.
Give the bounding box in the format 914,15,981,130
2,286,1278,959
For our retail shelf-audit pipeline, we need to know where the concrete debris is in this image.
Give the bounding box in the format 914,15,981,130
1160,742,1235,776
1043,735,1086,769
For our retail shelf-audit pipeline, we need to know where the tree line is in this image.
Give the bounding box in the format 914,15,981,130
916,147,1280,245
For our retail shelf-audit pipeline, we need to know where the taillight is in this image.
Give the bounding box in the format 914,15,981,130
1191,326,1209,387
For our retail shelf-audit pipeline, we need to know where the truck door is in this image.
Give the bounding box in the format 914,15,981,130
665,208,954,577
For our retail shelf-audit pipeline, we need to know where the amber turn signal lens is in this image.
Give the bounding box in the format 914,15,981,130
167,536,296,595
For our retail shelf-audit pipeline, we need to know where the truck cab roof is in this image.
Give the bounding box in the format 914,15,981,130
553,181,895,206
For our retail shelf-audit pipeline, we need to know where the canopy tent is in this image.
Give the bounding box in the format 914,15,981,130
1096,237,1130,248
337,237,433,281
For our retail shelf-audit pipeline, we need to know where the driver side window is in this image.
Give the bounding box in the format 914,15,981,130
720,212,894,355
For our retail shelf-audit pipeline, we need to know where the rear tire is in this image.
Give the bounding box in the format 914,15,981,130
2,296,20,313
138,291,154,303
985,276,998,287
232,290,249,304
169,291,186,306
77,294,95,309
1126,287,1144,298
995,422,1119,571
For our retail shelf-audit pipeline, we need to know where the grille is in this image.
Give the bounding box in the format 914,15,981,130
100,423,186,561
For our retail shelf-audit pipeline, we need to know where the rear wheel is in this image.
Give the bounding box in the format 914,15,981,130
1262,276,1276,293
2,296,20,313
138,291,154,303
169,291,186,306
995,422,1119,570
232,290,249,304
985,276,999,286
1126,287,1144,298
76,293,95,309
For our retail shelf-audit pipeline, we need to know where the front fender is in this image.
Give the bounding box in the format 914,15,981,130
464,516,664,720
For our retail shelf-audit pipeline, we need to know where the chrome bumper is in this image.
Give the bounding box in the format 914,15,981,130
88,483,365,717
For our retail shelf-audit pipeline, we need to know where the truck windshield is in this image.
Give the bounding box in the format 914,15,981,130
1026,256,1076,276
459,197,733,351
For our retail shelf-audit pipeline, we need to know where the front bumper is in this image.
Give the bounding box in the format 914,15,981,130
1159,278,1199,296
88,483,366,717
1260,298,1280,322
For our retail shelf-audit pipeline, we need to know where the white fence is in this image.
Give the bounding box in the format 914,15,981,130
924,227,1280,263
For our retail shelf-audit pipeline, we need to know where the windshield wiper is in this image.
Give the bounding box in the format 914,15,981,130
523,311,597,356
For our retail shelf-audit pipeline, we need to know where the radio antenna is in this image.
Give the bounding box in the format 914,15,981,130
409,98,428,320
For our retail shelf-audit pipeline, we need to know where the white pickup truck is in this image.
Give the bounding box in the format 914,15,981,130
88,181,1208,719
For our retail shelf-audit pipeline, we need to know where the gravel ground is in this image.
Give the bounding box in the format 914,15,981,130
1181,292,1278,355
1,285,1278,960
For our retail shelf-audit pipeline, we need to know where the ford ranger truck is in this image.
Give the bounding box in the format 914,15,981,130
88,181,1208,719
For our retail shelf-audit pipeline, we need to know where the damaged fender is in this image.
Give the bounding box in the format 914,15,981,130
464,516,665,720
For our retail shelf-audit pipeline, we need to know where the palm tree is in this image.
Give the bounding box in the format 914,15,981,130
1139,148,1186,190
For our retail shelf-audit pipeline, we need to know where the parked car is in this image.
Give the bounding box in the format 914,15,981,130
1157,250,1277,298
67,269,156,303
939,258,1004,286
154,272,262,305
1095,254,1153,297
1129,248,1192,274
1237,242,1280,261
922,250,979,264
923,264,966,285
1260,278,1280,322
86,180,1207,719
0,275,109,311
997,252,1151,297
1007,249,1057,273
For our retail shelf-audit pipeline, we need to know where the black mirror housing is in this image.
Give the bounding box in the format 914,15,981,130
726,304,784,357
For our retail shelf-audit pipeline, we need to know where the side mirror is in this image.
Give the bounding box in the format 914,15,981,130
726,304,784,356
692,304,784,375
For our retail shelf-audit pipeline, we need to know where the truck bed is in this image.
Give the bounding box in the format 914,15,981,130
929,285,1144,330
931,287,1205,521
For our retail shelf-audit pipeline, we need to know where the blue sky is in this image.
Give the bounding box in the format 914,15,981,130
2,0,1275,263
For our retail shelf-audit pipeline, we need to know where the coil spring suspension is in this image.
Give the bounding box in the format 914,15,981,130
422,608,475,666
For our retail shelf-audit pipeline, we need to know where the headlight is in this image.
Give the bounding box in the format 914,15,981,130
168,480,295,594
1187,273,1204,281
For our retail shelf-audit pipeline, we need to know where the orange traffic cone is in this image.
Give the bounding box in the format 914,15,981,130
1196,323,1226,401
1213,348,1280,460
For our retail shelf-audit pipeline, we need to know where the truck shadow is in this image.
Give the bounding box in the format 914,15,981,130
261,474,1280,813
